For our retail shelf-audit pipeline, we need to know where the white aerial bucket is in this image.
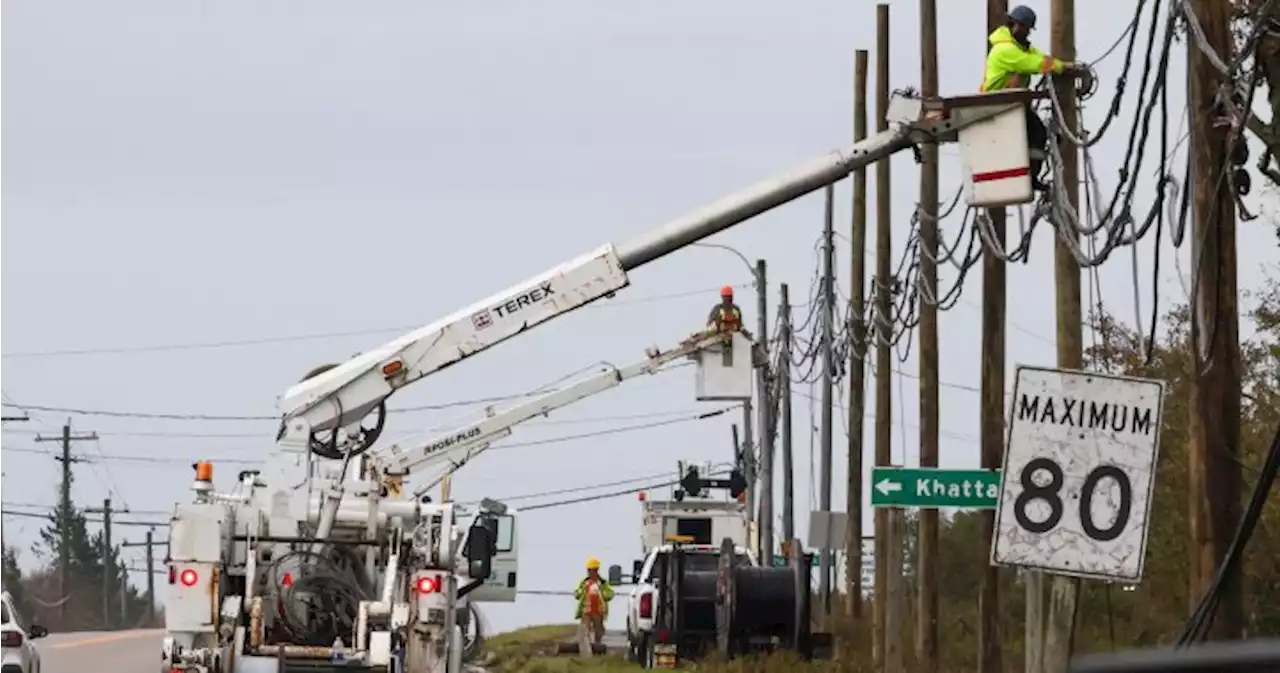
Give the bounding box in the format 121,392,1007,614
956,98,1035,208
693,331,754,401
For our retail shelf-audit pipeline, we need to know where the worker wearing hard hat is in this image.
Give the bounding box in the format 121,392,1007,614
706,285,753,340
981,5,1087,191
574,557,614,656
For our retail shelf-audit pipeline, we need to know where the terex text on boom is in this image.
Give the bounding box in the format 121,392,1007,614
1015,393,1155,436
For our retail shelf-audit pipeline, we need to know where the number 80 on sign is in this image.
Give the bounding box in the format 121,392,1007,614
990,366,1166,583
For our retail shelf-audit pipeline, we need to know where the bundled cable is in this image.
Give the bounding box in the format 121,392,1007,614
269,547,375,647
1177,420,1280,646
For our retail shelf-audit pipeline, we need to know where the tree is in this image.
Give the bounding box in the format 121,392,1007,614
868,273,1280,670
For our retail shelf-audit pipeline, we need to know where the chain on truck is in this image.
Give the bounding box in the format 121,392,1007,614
159,84,1072,673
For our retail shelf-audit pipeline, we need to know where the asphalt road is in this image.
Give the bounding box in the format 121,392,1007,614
32,627,624,672
37,629,164,673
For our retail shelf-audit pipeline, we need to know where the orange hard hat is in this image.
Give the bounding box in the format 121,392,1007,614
720,285,734,297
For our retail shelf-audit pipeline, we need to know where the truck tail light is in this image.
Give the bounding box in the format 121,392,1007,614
415,575,441,595
1,631,23,648
179,569,199,587
168,566,177,585
639,593,653,619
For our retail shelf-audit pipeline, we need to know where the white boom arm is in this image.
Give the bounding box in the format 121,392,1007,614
374,330,738,486
276,90,965,438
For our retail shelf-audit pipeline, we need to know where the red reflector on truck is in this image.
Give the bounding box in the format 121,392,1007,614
179,569,198,587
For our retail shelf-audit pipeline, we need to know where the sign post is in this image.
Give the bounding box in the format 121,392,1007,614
990,366,1165,582
870,467,1001,509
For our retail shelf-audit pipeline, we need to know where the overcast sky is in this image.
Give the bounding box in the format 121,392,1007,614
3,0,1275,634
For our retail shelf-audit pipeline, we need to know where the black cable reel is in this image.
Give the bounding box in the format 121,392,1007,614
279,362,388,460
712,537,811,658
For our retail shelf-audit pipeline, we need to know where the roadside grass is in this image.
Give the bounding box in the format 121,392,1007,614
483,623,873,673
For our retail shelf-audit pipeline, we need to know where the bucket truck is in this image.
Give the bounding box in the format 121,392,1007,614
160,86,1051,673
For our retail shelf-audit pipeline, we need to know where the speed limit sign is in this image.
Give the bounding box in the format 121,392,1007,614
990,366,1166,582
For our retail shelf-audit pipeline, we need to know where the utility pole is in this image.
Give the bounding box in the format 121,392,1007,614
817,183,837,616
756,259,773,562
1187,0,1242,641
779,283,795,544
0,475,5,575
0,414,27,583
1041,0,1084,670
979,4,1007,673
845,47,870,623
874,6,902,672
743,400,755,535
119,539,128,627
145,529,156,625
916,0,940,668
87,498,114,629
35,420,97,623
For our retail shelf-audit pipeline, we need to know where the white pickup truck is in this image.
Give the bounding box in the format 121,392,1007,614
623,542,758,667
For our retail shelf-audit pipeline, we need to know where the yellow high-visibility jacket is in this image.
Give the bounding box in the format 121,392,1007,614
981,25,1066,92
574,577,614,619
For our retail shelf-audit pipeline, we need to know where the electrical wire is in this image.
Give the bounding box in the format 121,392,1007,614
1177,420,1280,646
269,548,373,647
0,284,750,359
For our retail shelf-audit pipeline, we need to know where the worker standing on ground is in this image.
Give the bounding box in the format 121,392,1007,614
706,285,753,340
574,557,614,656
981,5,1086,191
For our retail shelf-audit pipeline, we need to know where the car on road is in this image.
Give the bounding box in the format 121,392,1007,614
1,591,47,673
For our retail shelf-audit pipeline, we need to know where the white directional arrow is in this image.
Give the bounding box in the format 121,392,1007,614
874,478,902,496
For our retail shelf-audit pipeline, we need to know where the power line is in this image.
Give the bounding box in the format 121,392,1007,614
0,363,698,422
0,509,165,527
0,407,736,466
0,284,748,359
0,406,721,438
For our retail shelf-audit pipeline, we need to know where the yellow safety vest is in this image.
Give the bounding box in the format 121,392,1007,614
981,25,1065,92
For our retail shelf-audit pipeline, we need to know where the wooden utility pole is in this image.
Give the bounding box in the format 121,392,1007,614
86,498,115,629
845,47,870,623
743,399,756,532
873,5,902,672
0,414,22,588
916,0,940,667
1042,0,1084,670
756,258,774,562
119,539,128,627
145,529,156,625
818,184,837,615
780,283,796,544
1187,0,1243,641
979,3,1007,673
35,420,97,623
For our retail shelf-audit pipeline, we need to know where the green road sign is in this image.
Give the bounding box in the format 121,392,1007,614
772,553,833,568
870,467,1001,509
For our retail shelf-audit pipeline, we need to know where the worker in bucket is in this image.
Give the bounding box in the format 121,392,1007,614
981,5,1087,191
574,557,614,656
706,285,752,339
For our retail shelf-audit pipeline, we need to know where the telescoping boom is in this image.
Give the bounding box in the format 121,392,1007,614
372,330,745,490
273,90,968,444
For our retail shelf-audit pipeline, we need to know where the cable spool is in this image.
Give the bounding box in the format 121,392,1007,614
712,537,811,657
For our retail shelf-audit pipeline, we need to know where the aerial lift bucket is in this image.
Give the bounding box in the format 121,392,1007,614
951,92,1037,208
693,332,755,401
